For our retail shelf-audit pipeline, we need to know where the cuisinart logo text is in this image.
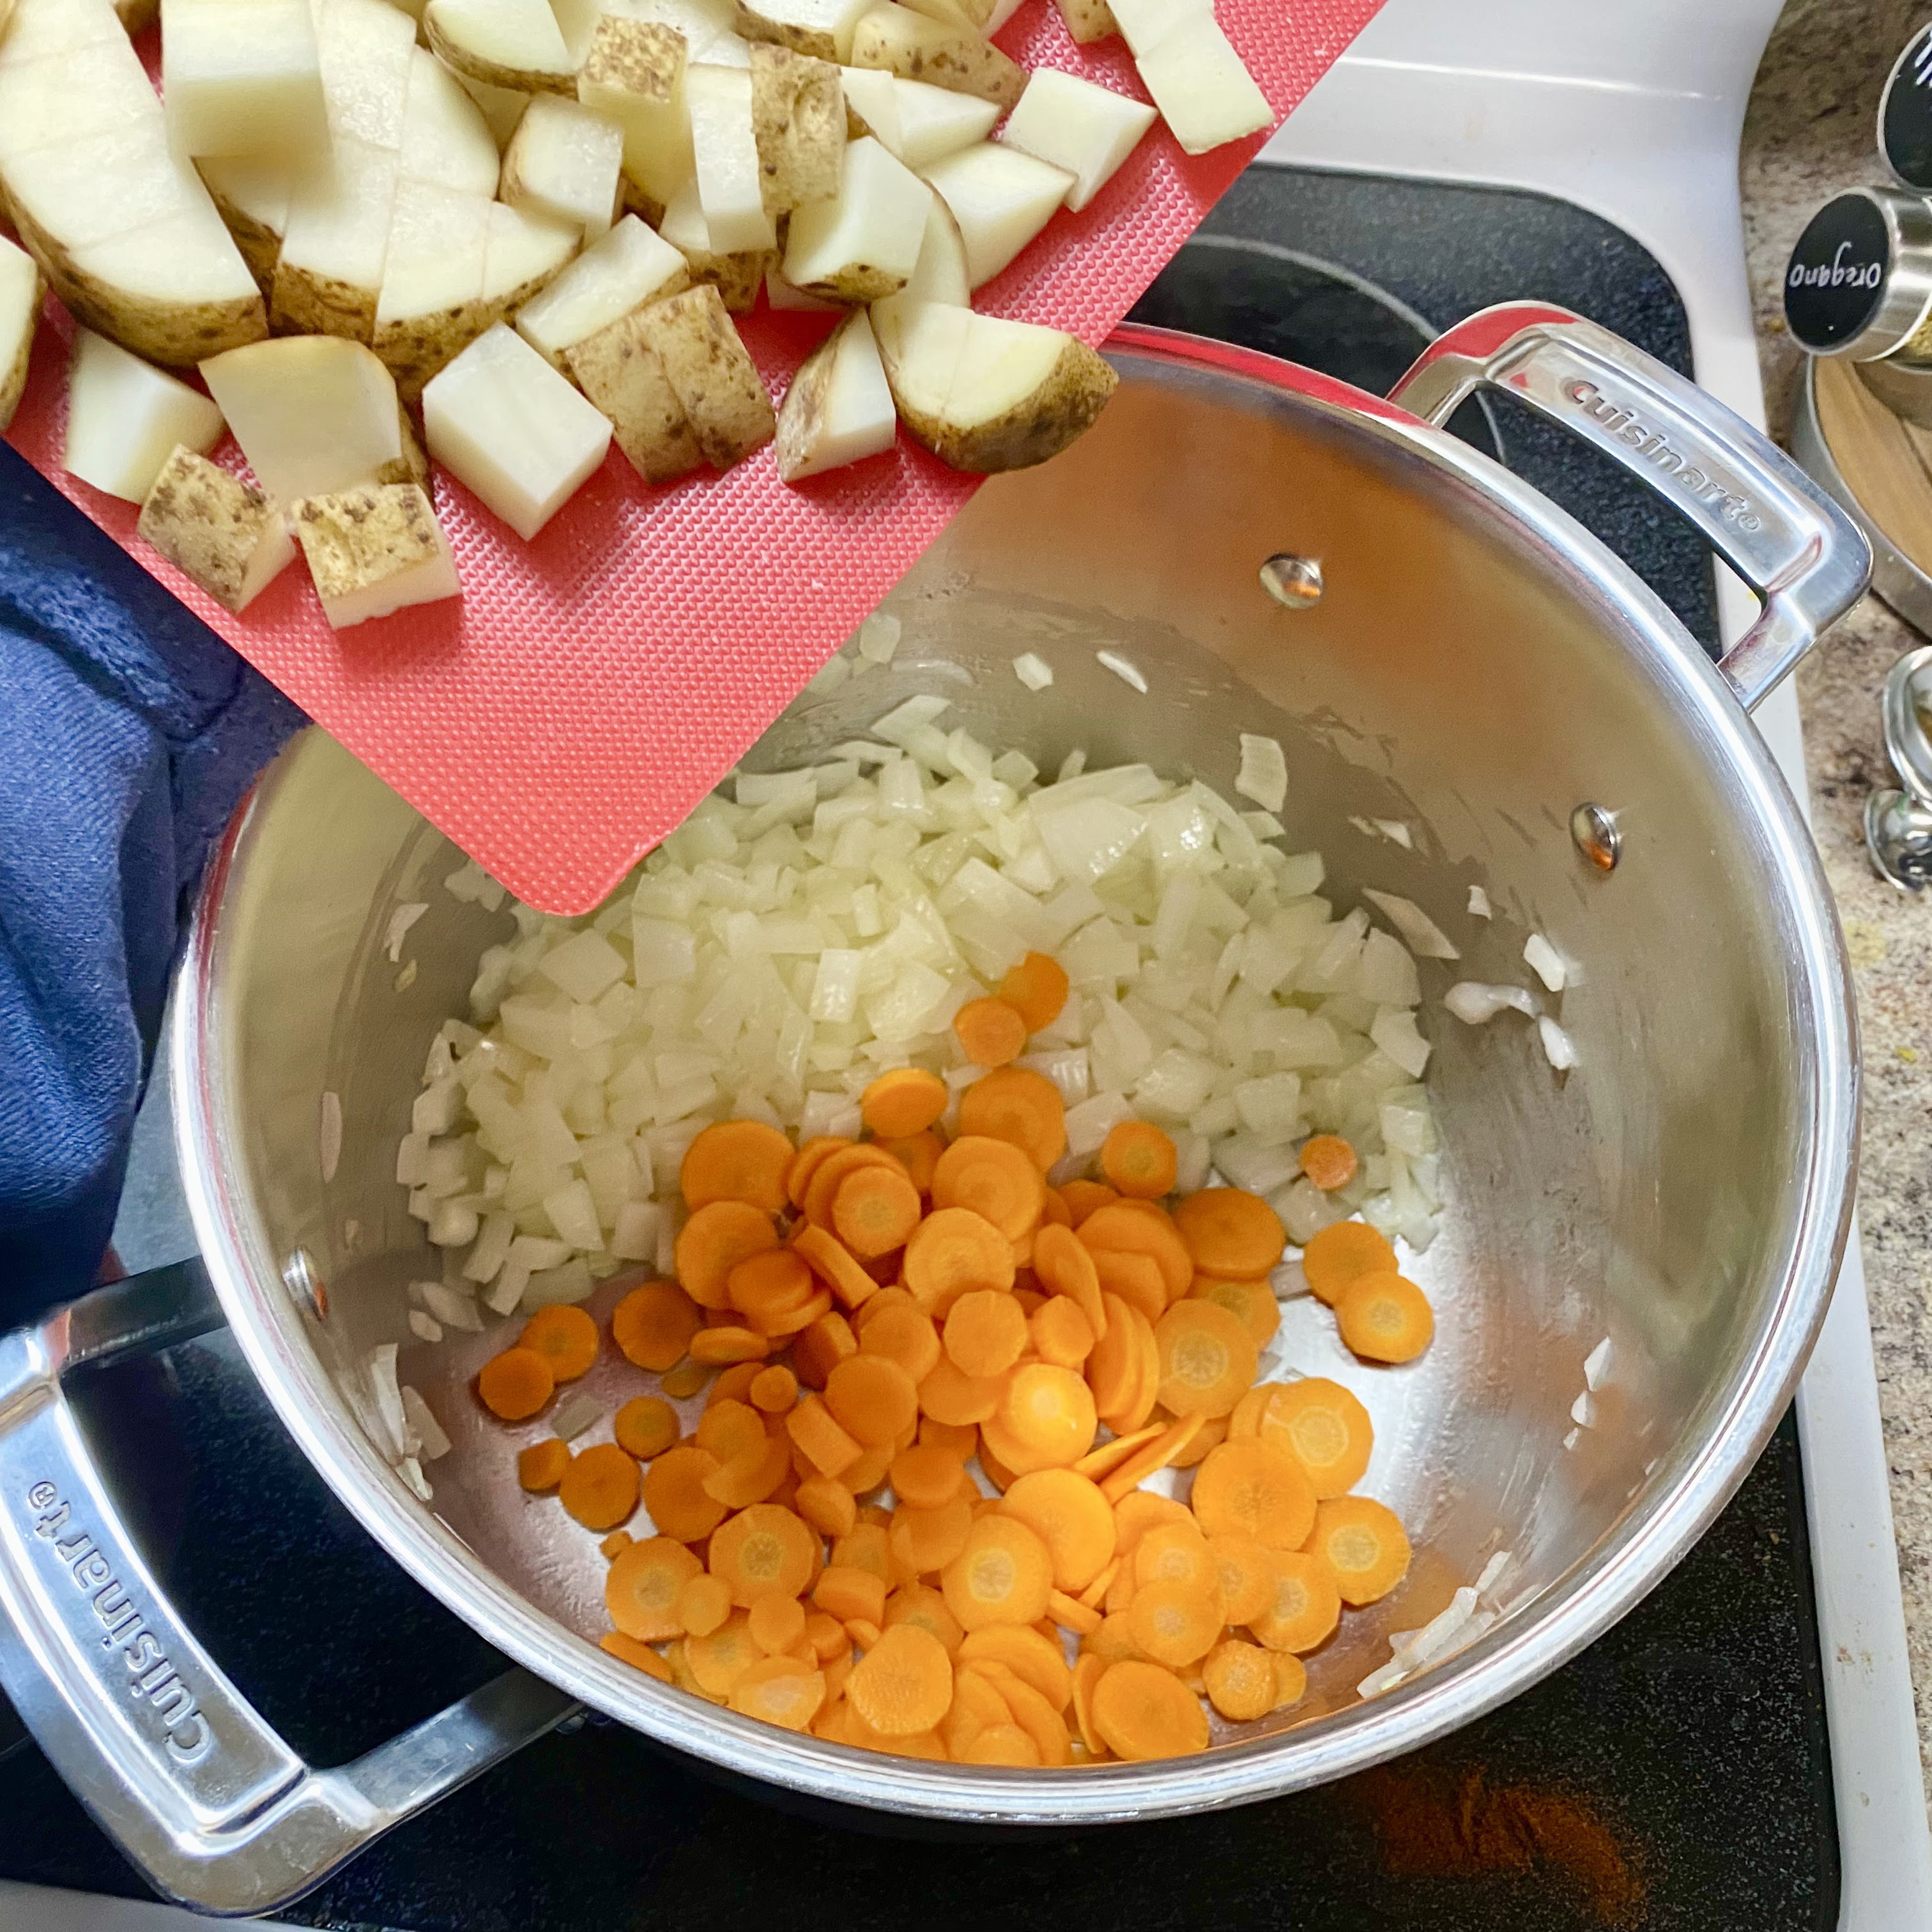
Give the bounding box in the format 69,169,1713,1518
1563,381,1764,533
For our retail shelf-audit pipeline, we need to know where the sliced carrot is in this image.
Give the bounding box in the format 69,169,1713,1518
1259,1377,1374,1499
877,1129,944,1195
931,1134,1046,1242
681,1119,795,1215
1306,1496,1411,1605
729,1656,826,1729
1040,1187,1073,1229
792,1310,858,1390
1098,1413,1203,1503
1172,1187,1286,1280
749,1363,799,1414
615,1396,679,1461
884,1582,965,1653
601,1631,674,1680
791,1223,881,1314
999,1468,1117,1593
1272,1653,1307,1710
1090,1659,1210,1761
560,1442,640,1531
708,1360,763,1409
1337,1271,1434,1363
816,1565,890,1631
1084,1291,1139,1418
1112,1486,1193,1559
610,1282,703,1373
941,1515,1054,1631
1104,1561,1137,1614
805,1609,854,1662
1090,1250,1166,1324
1190,1274,1280,1349
1191,1439,1316,1551
1048,1588,1102,1635
689,1324,771,1365
726,1246,816,1330
1202,1638,1277,1722
1101,1303,1162,1438
1083,1611,1143,1664
517,1438,571,1491
1229,1381,1280,1441
1071,1652,1108,1754
954,995,1029,1068
795,1473,859,1539
1101,1121,1177,1200
519,1303,600,1381
676,1200,778,1310
1207,1533,1278,1627
601,1529,635,1560
478,1347,553,1422
916,1356,1006,1427
1125,1577,1224,1667
919,1415,979,1459
959,1721,1040,1766
997,951,1070,1032
1171,1413,1228,1470
785,1393,862,1478
1300,1219,1399,1308
677,1571,733,1637
1059,1179,1119,1227
846,1621,954,1735
1030,1294,1096,1368
802,1142,907,1230
839,1439,894,1496
825,1353,919,1447
903,1206,1015,1315
964,1659,1071,1765
1298,1133,1359,1193
890,1442,967,1510
702,1434,792,1509
833,1163,924,1259
958,1066,1066,1171
1131,1521,1215,1591
1247,1549,1342,1652
1033,1222,1107,1339
941,1660,1013,1758
944,1288,1029,1379
747,1591,808,1655
642,1443,728,1542
710,1503,817,1606
1080,1201,1193,1303
860,1301,942,1384
1071,1422,1163,1483
606,1536,702,1641
786,1134,854,1210
1154,1300,1258,1419
686,1611,761,1699
695,1397,766,1464
888,1494,974,1576
997,1364,1098,1472
831,1521,893,1581
860,1066,949,1139
661,1359,710,1400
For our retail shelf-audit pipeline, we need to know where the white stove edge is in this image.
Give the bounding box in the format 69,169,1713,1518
1269,1,1932,1924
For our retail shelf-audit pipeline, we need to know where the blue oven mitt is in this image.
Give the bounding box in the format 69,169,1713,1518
0,441,303,1323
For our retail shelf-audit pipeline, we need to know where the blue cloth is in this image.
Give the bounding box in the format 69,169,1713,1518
0,441,302,1322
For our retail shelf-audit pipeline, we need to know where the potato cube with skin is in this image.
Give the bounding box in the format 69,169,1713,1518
137,447,295,614
315,0,417,150
565,310,703,483
516,215,691,371
273,134,402,341
658,178,773,310
459,71,533,147
201,336,408,500
578,16,694,216
482,199,584,310
1054,0,1119,42
0,237,42,436
63,331,226,503
900,0,995,29
849,5,1025,109
424,0,579,96
919,142,1073,289
374,182,495,398
1133,16,1271,155
889,76,1000,168
784,135,931,302
867,191,967,333
750,44,844,213
735,0,873,63
423,321,614,538
401,48,504,197
776,307,895,480
687,65,778,252
1000,70,1157,213
633,282,774,469
161,0,329,160
289,482,461,629
502,95,626,238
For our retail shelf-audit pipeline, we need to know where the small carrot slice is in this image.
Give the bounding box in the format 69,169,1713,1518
1132,1521,1214,1591
860,1066,949,1139
890,1442,966,1510
832,1163,923,1259
825,1353,920,1448
786,1135,854,1210
560,1441,641,1531
689,1324,771,1366
606,1536,702,1641
1259,1377,1374,1498
960,1721,1040,1766
730,1656,826,1729
999,1468,1117,1593
1298,1133,1359,1193
885,1581,965,1653
964,1659,1071,1765
802,1142,907,1229
877,1130,944,1195
1048,1588,1101,1636
1084,1292,1139,1418
1154,1300,1258,1418
1171,1413,1228,1470
1192,1439,1316,1552
1305,1496,1411,1605
1040,1187,1073,1229
1071,1422,1163,1483
1081,1200,1193,1300
677,1571,733,1637
998,1364,1098,1472
1273,1653,1307,1710
610,1282,703,1372
954,995,1028,1068
815,1563,889,1625
1172,1187,1286,1280
681,1119,795,1215
793,1310,858,1390
997,951,1070,1032
1128,1574,1226,1667
726,1246,816,1330
903,1206,1015,1314
702,1433,792,1509
1033,1222,1107,1338
710,1503,817,1606
676,1200,778,1310
1247,1550,1342,1652
1030,1293,1095,1368
1207,1533,1278,1627
601,1631,673,1680
686,1611,761,1699
958,1066,1066,1171
661,1360,710,1400
1191,1275,1280,1349
795,1473,859,1539
847,1622,954,1735
1203,1638,1277,1722
861,1301,942,1383
1101,1121,1177,1200
931,1135,1047,1242
941,1515,1054,1631
1337,1271,1434,1363
792,1223,882,1313
888,1493,974,1575
1300,1219,1399,1308
1071,1652,1108,1754
1096,1412,1202,1503
615,1395,678,1461
785,1393,862,1478
517,1438,571,1491
944,1288,1029,1378
1091,1250,1166,1324
916,1356,1006,1427
708,1361,763,1409
519,1303,600,1381
749,1363,799,1413
478,1347,553,1422
1059,1179,1119,1227
747,1591,808,1655
642,1443,728,1542
1090,1659,1210,1761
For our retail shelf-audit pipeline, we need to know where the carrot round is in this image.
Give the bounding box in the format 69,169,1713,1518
1101,1121,1177,1200
1298,1133,1359,1193
958,1066,1067,1171
1207,1533,1278,1627
642,1443,728,1542
963,1659,1071,1764
785,1393,863,1477
786,1134,854,1209
792,1310,859,1390
1258,1377,1373,1498
825,1353,919,1447
729,1656,826,1729
815,1563,889,1625
941,1515,1054,1631
1033,1222,1107,1338
685,1612,761,1699
916,1356,1006,1427
1300,1219,1399,1308
1172,1413,1229,1470
1059,1179,1119,1227
1131,1521,1214,1591
998,1364,1097,1471
615,1395,679,1461
878,1130,945,1196
1030,1293,1095,1368
1172,1187,1286,1279
749,1363,799,1413
1079,1202,1192,1304
953,995,1028,1068
1337,1271,1434,1363
888,1494,974,1576
795,1472,859,1539
1000,1468,1116,1593
1127,1577,1224,1667
677,1571,733,1637
606,1535,701,1641
560,1442,640,1531
944,1288,1029,1378
1202,1638,1277,1722
611,1282,703,1372
1191,1439,1316,1551
676,1200,778,1310
660,1360,710,1400
1090,1659,1210,1761
1091,1250,1166,1324
702,1434,792,1510
931,1134,1046,1242
726,1246,816,1330
846,1622,954,1735
689,1324,772,1366
832,1163,923,1258
885,1581,965,1654
1084,1292,1140,1420
1154,1300,1258,1418
891,1442,966,1510
709,1360,764,1410
1306,1496,1410,1605
792,1223,880,1314
996,951,1070,1032
860,1301,942,1384
601,1631,674,1680
903,1206,1015,1312
1191,1275,1280,1349
519,1303,600,1381
681,1118,795,1214
959,1722,1040,1765
860,1066,949,1139
517,1438,571,1492
477,1347,554,1422
1247,1550,1341,1652
710,1502,817,1606
1071,1652,1108,1756
747,1591,809,1656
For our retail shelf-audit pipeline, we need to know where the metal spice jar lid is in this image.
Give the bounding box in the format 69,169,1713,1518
1880,24,1932,192
1784,186,1932,364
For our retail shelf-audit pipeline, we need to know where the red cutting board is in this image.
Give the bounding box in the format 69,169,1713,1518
3,2,1383,914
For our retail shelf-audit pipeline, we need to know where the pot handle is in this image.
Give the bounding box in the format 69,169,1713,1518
0,1261,579,1917
1388,302,1872,710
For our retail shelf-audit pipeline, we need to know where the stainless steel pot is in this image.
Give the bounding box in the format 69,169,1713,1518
0,307,1869,1917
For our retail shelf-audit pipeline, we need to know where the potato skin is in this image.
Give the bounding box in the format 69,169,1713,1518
634,282,776,470
136,447,286,613
750,45,845,214
849,7,1025,109
567,309,705,485
0,260,42,436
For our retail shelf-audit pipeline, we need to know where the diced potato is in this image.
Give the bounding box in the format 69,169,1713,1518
867,190,967,330
764,263,838,309
0,236,43,434
457,70,533,146
1106,0,1207,56
272,134,402,341
0,38,159,169
578,15,693,218
889,75,1000,167
63,328,226,502
516,215,691,371
871,299,1117,473
838,66,898,146
901,0,995,28
289,482,462,629
919,142,1072,289
565,308,703,482
1000,68,1156,212
735,0,873,63
482,198,583,309
137,446,296,613
632,282,774,468
658,176,772,310
849,5,1025,109
401,47,505,196
200,335,410,500
776,307,896,480
160,0,330,160
749,43,844,212
374,181,495,397
783,134,930,302
0,0,124,71
502,95,625,237
422,321,613,538
688,63,778,251
424,0,579,96
604,0,737,58
197,155,293,292
1054,0,1119,43
1132,15,1271,155
315,0,417,149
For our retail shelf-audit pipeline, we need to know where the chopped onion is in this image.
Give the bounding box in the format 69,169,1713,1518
1235,733,1287,813
1362,889,1460,961
384,901,429,964
1011,652,1054,691
1563,1425,1582,1452
553,1392,602,1441
319,1091,342,1183
1370,1008,1432,1078
1583,1337,1613,1390
1096,650,1147,693
401,1384,451,1460
1538,1015,1579,1071
1523,931,1568,992
408,1308,443,1344
1468,885,1492,919
1475,1549,1512,1597
1443,982,1537,1025
1570,1390,1597,1428
857,613,901,664
365,1344,408,1461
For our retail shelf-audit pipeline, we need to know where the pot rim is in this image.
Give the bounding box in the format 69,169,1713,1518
173,328,1859,1821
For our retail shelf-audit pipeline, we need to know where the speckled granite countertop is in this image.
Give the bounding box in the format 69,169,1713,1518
1743,0,1932,1789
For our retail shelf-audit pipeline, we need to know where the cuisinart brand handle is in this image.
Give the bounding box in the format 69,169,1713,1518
1388,302,1872,711
0,1262,578,1917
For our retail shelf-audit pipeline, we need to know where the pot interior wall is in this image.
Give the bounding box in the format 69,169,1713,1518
194,353,1816,1752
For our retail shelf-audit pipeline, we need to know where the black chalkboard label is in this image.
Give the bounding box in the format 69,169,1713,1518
1883,26,1932,190
1785,194,1889,349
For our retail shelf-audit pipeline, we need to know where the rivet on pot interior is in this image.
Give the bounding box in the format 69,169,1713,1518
1571,802,1621,871
1260,555,1324,609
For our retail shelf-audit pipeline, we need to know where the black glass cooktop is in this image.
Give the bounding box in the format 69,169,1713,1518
0,169,1829,1931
